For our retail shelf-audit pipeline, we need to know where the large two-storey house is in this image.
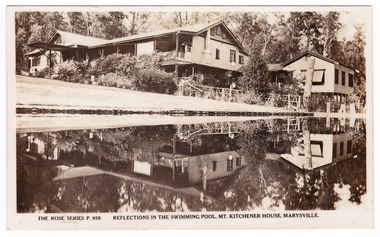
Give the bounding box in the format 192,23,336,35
25,20,249,84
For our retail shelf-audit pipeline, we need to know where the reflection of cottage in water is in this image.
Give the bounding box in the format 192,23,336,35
267,131,354,173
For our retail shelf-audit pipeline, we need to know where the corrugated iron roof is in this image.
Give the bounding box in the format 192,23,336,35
281,51,355,70
104,20,221,46
55,30,111,47
25,20,248,56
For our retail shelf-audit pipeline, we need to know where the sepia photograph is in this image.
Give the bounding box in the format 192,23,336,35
6,5,373,230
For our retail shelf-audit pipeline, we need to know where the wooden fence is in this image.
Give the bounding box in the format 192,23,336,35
265,93,302,109
178,77,303,108
180,81,245,103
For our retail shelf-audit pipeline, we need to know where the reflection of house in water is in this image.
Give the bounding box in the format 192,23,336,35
267,130,354,174
53,150,245,199
18,134,60,160
157,151,245,194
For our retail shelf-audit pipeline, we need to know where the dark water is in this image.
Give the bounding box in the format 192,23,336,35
16,117,366,213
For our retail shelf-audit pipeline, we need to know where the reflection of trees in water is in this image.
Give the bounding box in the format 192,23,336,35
55,175,121,212
17,119,367,212
17,162,59,213
24,125,176,165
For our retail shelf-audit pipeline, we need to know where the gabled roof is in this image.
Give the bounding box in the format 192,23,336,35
25,20,248,55
50,30,111,47
25,30,111,53
96,20,247,54
281,51,355,70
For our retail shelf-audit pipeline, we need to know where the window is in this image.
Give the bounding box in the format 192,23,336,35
236,157,241,166
340,142,344,156
216,26,221,36
32,57,41,67
335,69,339,84
222,33,226,39
216,49,220,59
213,161,217,172
347,140,352,154
239,55,244,64
210,28,215,36
342,71,346,86
333,143,337,158
349,73,354,87
312,70,325,85
227,159,233,171
230,50,236,63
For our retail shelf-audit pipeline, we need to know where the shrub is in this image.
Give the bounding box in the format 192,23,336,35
54,60,81,82
51,53,177,94
98,73,133,89
34,67,50,78
134,68,176,94
238,90,265,105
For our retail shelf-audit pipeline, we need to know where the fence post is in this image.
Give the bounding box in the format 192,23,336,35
297,96,301,108
288,94,291,108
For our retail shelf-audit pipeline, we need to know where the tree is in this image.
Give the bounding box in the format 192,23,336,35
124,11,149,36
237,56,272,99
287,12,324,53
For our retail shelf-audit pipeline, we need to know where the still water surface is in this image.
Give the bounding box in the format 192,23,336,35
16,117,366,213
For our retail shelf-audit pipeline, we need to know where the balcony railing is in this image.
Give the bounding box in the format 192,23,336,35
158,50,191,65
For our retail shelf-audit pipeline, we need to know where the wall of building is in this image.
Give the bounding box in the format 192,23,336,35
332,132,353,162
310,133,334,169
283,55,354,95
283,55,335,93
191,35,247,71
334,64,355,95
188,151,244,183
29,54,48,73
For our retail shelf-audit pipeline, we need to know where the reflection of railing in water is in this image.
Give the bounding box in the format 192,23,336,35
176,121,241,140
176,118,302,141
265,118,302,133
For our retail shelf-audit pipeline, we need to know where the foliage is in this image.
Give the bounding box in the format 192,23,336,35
33,67,51,78
133,68,176,94
97,73,133,89
305,94,341,112
237,56,271,101
53,60,83,83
